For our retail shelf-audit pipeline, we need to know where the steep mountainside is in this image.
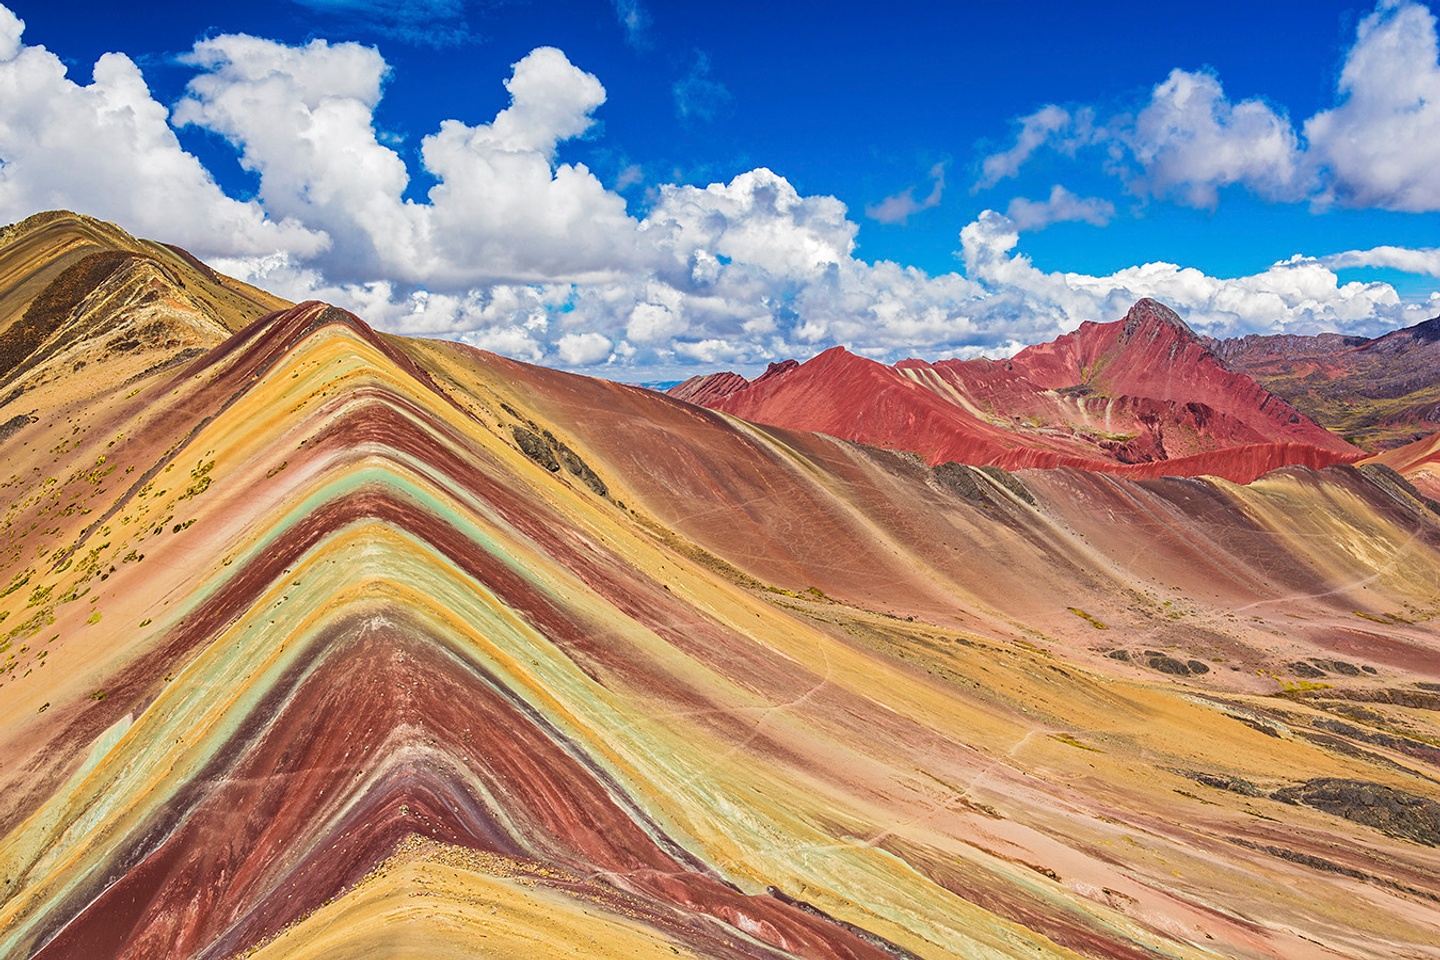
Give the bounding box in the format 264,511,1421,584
0,212,289,396
679,299,1359,483
667,369,748,405
1,214,1438,959
1366,429,1440,500
1214,315,1440,450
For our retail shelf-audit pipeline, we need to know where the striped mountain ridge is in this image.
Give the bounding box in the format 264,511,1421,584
1369,429,1440,500
0,215,1438,958
0,211,288,397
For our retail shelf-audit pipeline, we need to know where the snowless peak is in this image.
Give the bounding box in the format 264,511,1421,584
753,358,799,385
1120,298,1197,342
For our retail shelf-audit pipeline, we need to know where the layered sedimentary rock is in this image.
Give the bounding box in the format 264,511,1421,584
669,369,749,405
1,214,1438,959
674,300,1360,483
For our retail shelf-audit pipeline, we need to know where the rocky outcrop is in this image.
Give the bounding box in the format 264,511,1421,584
1273,778,1440,846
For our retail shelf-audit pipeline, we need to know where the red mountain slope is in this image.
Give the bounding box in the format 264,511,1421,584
671,359,798,405
668,370,748,405
672,298,1360,483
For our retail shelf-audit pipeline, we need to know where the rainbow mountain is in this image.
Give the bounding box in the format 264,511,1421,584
1,212,1439,959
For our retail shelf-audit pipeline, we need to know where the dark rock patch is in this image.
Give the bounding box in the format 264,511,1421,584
933,463,1037,509
1316,687,1440,711
1,250,140,382
977,465,1036,505
933,462,989,507
555,442,609,497
1177,769,1262,796
1146,654,1191,676
1357,462,1440,516
1312,718,1440,767
1317,702,1389,724
513,426,560,472
512,425,608,497
1311,658,1361,677
1296,732,1418,775
0,413,36,443
1226,837,1440,903
1232,715,1283,738
1271,778,1440,846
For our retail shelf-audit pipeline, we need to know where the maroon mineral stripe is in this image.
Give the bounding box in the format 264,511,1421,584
30,618,905,960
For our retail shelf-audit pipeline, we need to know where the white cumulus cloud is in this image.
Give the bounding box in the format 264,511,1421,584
175,38,640,286
0,11,324,258
1124,69,1308,207
555,331,613,365
866,162,946,224
1306,0,1440,212
975,105,1079,190
1323,245,1440,277
0,4,22,62
978,1,1440,215
0,1,1434,377
958,210,1412,340
1004,185,1114,231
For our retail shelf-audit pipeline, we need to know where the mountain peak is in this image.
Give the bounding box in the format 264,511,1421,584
668,370,748,405
1119,298,1197,343
800,343,879,375
752,358,799,386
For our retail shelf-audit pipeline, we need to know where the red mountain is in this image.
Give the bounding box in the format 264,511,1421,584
670,299,1360,483
670,359,798,405
1211,315,1440,450
668,369,748,405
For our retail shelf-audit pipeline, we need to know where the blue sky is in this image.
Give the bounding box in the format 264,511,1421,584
4,0,1440,374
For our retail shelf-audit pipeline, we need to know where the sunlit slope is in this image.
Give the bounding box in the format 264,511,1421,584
0,210,289,421
1368,430,1440,500
668,300,1363,483
0,295,1435,957
429,334,1440,956
425,340,1440,681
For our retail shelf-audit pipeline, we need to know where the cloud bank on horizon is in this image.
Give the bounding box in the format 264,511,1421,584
0,0,1438,374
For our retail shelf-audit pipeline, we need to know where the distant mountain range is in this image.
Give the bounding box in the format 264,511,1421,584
1211,316,1440,450
671,298,1440,483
